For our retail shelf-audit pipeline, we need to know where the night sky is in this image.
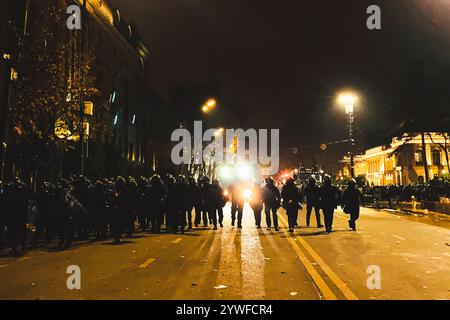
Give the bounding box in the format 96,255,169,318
110,0,450,148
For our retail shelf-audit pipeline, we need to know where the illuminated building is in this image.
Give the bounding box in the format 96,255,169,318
340,133,450,186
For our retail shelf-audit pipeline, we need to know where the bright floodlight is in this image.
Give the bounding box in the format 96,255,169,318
218,165,233,180
243,189,253,200
236,164,253,181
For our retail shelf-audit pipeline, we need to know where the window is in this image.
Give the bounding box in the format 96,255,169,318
432,149,441,165
415,149,423,166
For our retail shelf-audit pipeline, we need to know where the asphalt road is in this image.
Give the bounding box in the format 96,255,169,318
0,205,449,300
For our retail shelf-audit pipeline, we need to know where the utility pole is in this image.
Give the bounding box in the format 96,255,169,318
348,112,355,178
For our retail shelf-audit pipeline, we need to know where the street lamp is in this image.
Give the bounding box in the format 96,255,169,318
338,92,358,178
201,98,217,114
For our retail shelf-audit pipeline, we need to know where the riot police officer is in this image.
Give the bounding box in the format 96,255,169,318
137,176,149,231
33,182,58,246
174,175,190,233
229,182,245,229
250,183,264,229
319,176,341,234
125,177,138,237
148,174,166,233
113,177,133,244
164,174,177,232
342,179,364,231
208,179,226,230
198,177,210,227
263,177,281,231
304,177,323,228
91,181,109,240
281,177,302,233
4,178,30,255
189,177,204,228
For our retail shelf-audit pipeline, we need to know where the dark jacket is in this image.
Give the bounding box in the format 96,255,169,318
263,183,281,208
281,181,302,211
250,185,264,212
319,184,341,210
304,183,320,206
189,183,204,208
342,187,363,214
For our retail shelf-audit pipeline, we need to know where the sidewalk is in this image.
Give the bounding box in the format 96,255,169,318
369,201,450,216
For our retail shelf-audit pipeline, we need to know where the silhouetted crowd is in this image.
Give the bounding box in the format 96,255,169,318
362,176,450,205
0,174,364,256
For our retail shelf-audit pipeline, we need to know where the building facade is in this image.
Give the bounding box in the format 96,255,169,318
350,133,449,186
1,0,166,179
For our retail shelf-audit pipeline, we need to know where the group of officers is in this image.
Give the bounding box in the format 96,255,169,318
0,173,363,256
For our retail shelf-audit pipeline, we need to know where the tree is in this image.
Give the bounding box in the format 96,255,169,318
9,4,111,180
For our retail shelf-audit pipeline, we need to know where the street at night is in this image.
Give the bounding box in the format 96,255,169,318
1,205,449,300
1,0,450,310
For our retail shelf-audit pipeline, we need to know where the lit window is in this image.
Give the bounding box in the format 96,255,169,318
415,149,423,165
432,149,441,166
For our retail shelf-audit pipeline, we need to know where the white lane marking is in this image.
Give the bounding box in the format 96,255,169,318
0,265,8,269
172,238,183,244
392,235,405,241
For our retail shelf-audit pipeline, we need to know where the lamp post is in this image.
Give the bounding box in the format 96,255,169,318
338,93,358,178
78,0,87,176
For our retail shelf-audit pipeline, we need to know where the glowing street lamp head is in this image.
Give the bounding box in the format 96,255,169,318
206,98,217,108
202,105,209,113
338,93,358,115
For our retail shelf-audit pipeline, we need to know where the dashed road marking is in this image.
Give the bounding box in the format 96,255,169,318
393,235,405,241
138,258,156,269
0,265,8,269
172,238,183,244
17,256,31,262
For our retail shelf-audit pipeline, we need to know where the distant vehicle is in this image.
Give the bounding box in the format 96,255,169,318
294,165,326,186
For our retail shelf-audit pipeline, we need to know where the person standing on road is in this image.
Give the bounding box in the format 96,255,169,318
281,177,302,233
148,174,166,233
304,177,323,228
342,179,364,231
189,177,204,228
114,177,133,244
125,177,138,237
4,178,30,255
250,182,264,229
206,179,225,230
174,175,190,234
263,177,281,231
229,182,245,228
318,176,341,234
